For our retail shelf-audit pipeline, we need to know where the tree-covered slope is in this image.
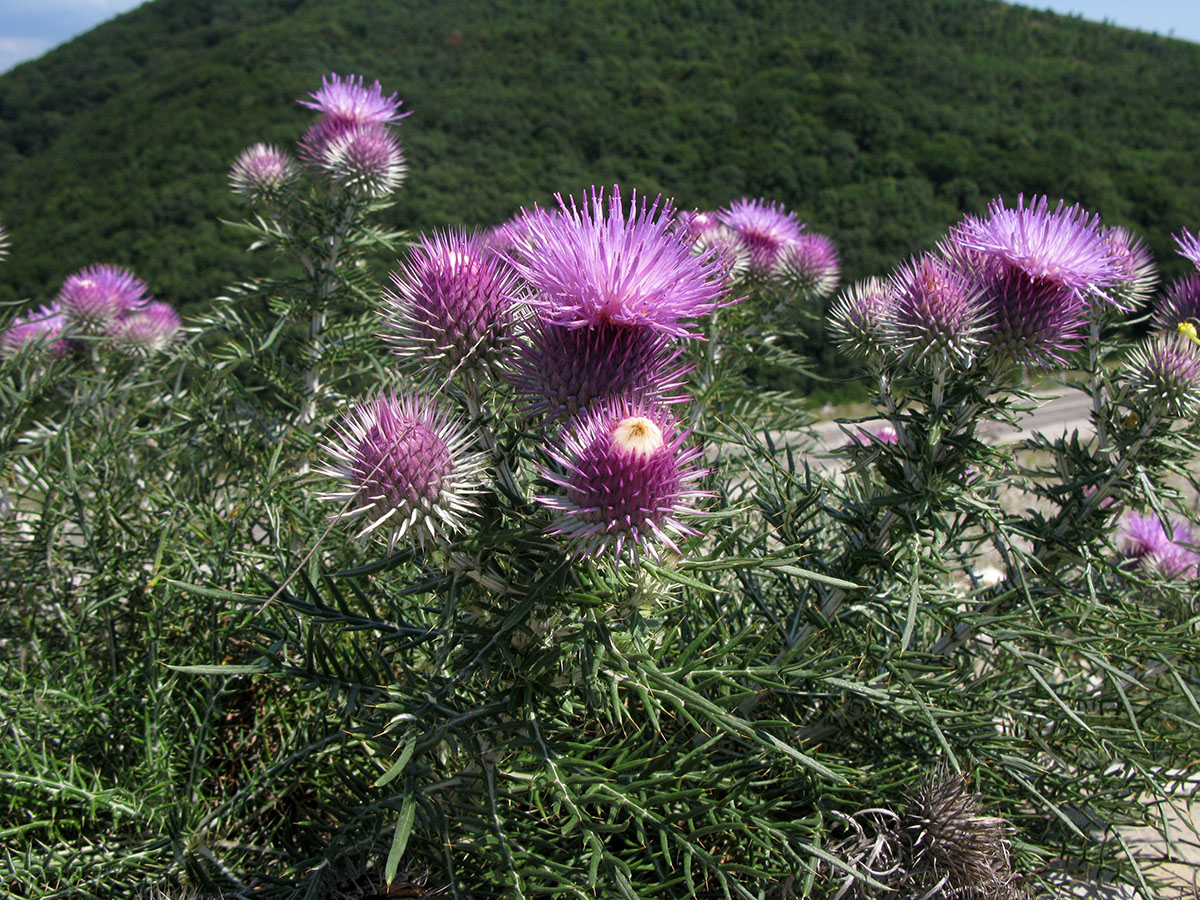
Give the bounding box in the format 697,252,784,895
1,0,1199,315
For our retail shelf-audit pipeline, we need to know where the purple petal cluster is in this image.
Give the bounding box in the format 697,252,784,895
718,198,805,276
298,73,409,128
537,399,710,561
381,229,521,380
319,392,487,549
1123,332,1200,418
1119,513,1199,579
507,317,691,420
0,303,69,361
59,264,151,334
229,143,298,203
1174,228,1200,270
889,254,986,369
504,186,729,338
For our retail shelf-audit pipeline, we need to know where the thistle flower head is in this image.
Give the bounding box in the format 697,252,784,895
107,301,181,356
717,197,805,276
318,393,488,550
1100,225,1157,311
0,303,69,360
318,124,406,198
890,254,986,369
1151,273,1200,333
382,229,521,383
1174,227,1200,270
229,142,298,203
1119,513,1199,579
507,316,691,421
688,224,750,283
828,276,898,361
298,72,409,128
675,209,720,243
848,424,899,447
59,264,150,333
943,233,1088,369
537,398,710,561
948,194,1119,301
1123,331,1200,418
776,231,840,301
503,186,731,338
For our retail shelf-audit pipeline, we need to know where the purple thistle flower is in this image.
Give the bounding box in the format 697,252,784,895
505,186,731,338
107,301,181,356
889,254,987,369
298,73,409,128
229,142,298,202
1174,227,1200,270
847,424,899,447
948,194,1119,302
318,392,488,550
675,209,720,243
776,231,840,300
317,124,406,198
507,315,692,421
537,398,710,561
1100,226,1157,312
1151,273,1200,333
828,276,898,361
1123,331,1200,418
1120,513,1199,579
718,198,805,276
381,229,522,381
0,303,69,361
59,264,150,333
942,234,1088,368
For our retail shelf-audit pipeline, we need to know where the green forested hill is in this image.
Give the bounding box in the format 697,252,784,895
2,0,1199,316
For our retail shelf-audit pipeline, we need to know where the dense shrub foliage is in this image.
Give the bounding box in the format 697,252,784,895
3,72,1200,900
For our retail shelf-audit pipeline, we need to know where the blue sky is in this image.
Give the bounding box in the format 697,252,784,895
0,0,1197,74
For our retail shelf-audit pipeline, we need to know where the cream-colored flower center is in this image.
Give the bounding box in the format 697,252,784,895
611,416,664,457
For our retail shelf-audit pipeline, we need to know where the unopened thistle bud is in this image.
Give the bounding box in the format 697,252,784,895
107,301,181,356
537,399,709,561
776,231,840,301
59,264,150,334
319,124,406,198
0,222,9,262
1100,225,1156,312
229,142,298,203
1151,273,1200,334
890,254,986,370
381,229,521,384
828,277,898,362
318,393,488,550
1123,331,1200,418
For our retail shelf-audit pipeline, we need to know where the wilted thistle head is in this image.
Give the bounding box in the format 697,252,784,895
107,301,181,356
718,197,805,276
1119,512,1199,579
316,124,406,198
1100,225,1157,312
537,399,709,561
1174,227,1200,270
504,186,731,338
1122,331,1200,418
775,231,840,301
828,276,898,362
318,393,488,550
59,264,150,334
381,229,521,383
507,316,691,421
229,142,298,203
1151,273,1200,334
298,72,409,129
903,768,1025,899
0,303,69,361
890,254,986,370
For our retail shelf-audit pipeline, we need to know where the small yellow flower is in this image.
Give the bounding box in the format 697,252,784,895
1177,319,1200,346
